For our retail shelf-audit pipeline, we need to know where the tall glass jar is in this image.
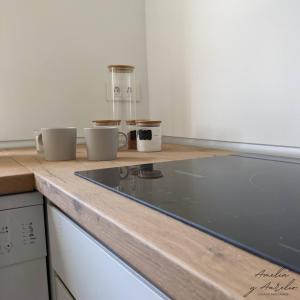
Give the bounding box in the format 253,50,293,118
107,65,136,133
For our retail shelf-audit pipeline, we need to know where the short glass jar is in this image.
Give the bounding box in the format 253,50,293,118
126,120,137,150
136,120,162,152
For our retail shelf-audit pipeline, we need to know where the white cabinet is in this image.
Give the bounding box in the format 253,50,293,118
55,276,75,300
47,203,168,300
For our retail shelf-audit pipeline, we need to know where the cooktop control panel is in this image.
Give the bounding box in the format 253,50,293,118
0,205,47,268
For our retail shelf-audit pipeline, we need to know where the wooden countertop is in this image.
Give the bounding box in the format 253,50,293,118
0,156,35,195
0,144,299,300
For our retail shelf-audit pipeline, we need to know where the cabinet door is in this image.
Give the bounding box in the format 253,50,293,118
47,204,168,300
55,276,75,300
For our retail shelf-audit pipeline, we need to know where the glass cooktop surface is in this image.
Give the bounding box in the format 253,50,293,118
75,155,300,273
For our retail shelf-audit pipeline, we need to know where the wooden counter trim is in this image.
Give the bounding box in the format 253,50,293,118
34,171,300,300
0,157,35,195
35,174,232,300
0,173,35,195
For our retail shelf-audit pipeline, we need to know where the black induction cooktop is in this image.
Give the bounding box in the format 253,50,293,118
75,155,300,274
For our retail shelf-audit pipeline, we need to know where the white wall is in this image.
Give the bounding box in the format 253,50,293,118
0,0,148,143
146,0,300,147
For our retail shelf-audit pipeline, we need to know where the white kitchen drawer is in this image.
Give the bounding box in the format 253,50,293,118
47,204,168,300
55,276,75,300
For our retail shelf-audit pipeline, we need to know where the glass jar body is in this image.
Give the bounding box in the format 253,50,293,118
126,121,137,150
107,65,136,135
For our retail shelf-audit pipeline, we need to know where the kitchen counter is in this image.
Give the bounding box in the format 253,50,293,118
0,144,299,300
0,156,35,195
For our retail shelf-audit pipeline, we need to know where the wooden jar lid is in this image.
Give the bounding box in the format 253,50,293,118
135,120,162,126
126,119,149,125
92,120,121,126
108,65,135,73
126,120,137,125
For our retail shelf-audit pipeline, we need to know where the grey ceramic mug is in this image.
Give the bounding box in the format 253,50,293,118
84,127,127,161
38,127,77,161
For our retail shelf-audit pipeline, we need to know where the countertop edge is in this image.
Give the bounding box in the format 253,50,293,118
35,173,236,300
1,145,299,300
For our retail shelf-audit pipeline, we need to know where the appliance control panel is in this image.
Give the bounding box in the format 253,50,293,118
0,205,47,268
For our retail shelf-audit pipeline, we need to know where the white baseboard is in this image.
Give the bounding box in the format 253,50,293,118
163,136,300,159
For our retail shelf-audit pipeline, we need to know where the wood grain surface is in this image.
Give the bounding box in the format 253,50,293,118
0,144,299,300
0,157,34,195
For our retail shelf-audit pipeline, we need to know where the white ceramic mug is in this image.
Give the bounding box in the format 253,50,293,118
38,128,77,161
84,127,127,161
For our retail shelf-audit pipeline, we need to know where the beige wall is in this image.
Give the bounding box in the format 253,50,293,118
0,0,148,143
146,0,300,147
2,1,300,149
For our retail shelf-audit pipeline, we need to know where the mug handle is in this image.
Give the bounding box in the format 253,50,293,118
37,133,44,153
118,132,127,149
